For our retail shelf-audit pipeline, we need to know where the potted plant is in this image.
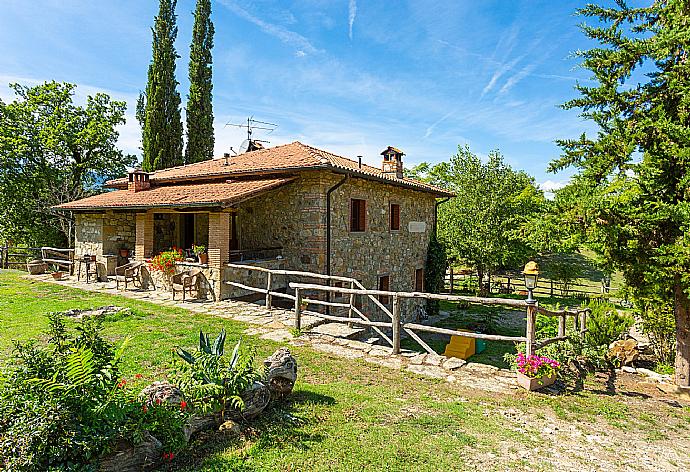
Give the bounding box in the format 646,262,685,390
149,248,184,289
51,271,64,280
515,352,560,391
119,246,130,258
192,244,208,265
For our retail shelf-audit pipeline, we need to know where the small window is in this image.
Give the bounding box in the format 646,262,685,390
415,268,425,292
390,203,401,231
350,199,366,232
378,275,390,305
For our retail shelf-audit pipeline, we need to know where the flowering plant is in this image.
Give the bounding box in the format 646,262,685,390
149,248,184,276
191,244,206,256
516,352,561,379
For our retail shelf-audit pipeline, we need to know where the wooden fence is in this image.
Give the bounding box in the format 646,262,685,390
288,282,589,357
445,268,618,299
0,246,74,274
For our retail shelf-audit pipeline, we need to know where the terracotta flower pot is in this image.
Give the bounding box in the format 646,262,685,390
198,253,208,265
119,248,130,258
516,371,556,391
51,271,64,280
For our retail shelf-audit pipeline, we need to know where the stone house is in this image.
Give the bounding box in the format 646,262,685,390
58,142,452,309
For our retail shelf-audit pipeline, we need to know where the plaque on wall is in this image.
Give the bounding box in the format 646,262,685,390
408,221,426,233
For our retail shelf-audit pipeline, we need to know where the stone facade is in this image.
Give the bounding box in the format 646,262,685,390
72,170,438,320
75,212,136,257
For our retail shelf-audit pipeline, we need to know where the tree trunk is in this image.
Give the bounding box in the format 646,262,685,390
674,280,690,387
477,267,486,297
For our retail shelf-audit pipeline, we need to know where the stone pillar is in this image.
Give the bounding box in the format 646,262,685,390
135,212,154,261
208,212,230,300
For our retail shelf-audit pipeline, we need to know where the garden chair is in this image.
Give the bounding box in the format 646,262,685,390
171,268,202,301
114,261,143,290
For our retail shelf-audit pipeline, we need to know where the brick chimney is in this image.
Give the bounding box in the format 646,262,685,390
128,168,151,192
381,146,404,179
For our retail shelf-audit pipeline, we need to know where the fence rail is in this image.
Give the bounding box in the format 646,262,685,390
0,246,74,274
288,281,588,356
444,268,618,298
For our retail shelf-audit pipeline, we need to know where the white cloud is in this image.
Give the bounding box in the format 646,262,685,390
348,0,357,40
217,0,322,56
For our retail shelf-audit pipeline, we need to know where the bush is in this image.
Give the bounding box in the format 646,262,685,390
171,329,261,417
585,300,634,347
0,314,188,470
637,299,676,365
424,235,447,317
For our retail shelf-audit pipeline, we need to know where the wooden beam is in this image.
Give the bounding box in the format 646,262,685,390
403,327,436,355
403,323,527,342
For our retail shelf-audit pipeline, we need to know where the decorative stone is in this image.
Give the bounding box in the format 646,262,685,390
424,354,444,366
264,348,298,400
443,357,467,371
608,339,639,366
141,381,184,406
218,419,242,435
225,381,271,420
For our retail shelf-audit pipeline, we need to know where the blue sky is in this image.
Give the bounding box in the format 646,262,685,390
0,0,607,192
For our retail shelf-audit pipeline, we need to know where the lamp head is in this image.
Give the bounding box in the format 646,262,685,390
523,261,540,290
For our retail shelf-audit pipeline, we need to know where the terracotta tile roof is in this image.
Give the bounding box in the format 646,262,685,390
56,177,295,210
106,141,453,197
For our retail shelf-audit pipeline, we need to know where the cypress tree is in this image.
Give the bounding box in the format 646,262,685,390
141,0,184,171
185,0,215,164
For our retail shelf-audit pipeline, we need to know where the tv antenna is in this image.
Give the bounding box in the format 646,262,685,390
225,116,278,154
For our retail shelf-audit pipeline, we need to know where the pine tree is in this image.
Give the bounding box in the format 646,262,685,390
141,0,184,171
185,0,215,164
552,0,690,386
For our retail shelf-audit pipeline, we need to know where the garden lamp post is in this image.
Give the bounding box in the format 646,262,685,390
523,261,539,304
523,261,540,356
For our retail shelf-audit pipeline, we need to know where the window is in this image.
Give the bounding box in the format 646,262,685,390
350,199,366,232
378,275,390,305
390,203,401,231
415,268,425,292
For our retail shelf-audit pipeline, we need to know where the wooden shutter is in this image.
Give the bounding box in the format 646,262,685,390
415,268,424,292
390,204,400,230
351,199,366,232
378,275,390,304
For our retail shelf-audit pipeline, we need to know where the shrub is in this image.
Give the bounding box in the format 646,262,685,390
0,314,188,470
585,300,634,347
171,329,260,417
637,299,676,365
424,235,447,317
515,352,561,378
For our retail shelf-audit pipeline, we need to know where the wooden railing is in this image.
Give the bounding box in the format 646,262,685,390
0,246,74,274
224,263,395,347
289,282,589,356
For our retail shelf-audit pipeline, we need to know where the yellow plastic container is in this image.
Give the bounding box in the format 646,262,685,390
444,332,476,360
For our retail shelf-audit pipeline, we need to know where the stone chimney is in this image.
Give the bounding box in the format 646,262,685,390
128,168,151,192
381,146,404,179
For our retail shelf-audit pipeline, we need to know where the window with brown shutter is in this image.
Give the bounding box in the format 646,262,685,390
378,275,390,304
415,268,425,292
350,199,366,232
390,203,401,231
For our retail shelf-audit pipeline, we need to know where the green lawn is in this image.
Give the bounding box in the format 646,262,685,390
1,270,688,471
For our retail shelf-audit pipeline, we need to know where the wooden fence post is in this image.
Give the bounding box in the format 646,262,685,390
294,287,302,331
558,314,566,338
580,309,587,335
392,294,401,355
265,272,273,310
348,280,355,328
449,267,454,294
550,280,554,297
525,303,537,356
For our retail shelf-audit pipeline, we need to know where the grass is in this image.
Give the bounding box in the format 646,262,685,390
0,270,688,471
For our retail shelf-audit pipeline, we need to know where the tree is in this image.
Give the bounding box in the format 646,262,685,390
185,0,215,164
413,146,544,295
0,82,136,245
551,1,690,386
140,0,184,172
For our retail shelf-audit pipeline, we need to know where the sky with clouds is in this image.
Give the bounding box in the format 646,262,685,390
0,0,610,192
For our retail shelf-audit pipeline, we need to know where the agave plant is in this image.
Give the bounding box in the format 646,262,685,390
176,328,228,364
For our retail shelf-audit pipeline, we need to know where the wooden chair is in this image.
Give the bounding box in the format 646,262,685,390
171,268,201,301
114,261,143,290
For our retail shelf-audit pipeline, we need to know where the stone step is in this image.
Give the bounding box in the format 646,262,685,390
308,323,366,339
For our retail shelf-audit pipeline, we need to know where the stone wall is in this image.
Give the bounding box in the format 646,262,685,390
237,173,331,274
102,211,136,255
75,213,103,257
153,213,179,254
